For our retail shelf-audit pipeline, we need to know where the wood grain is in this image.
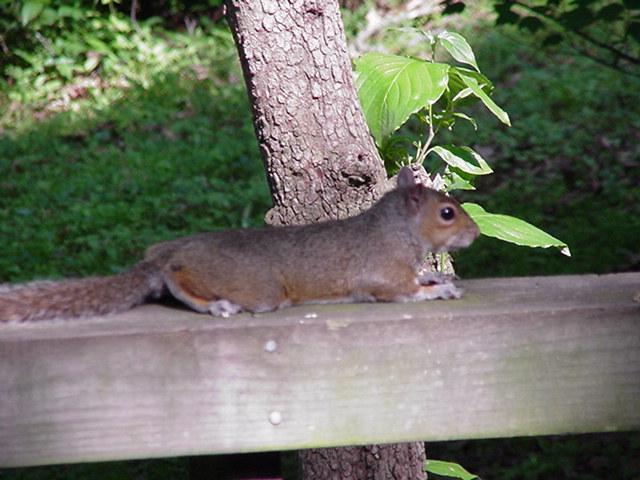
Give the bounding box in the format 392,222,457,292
1,273,639,467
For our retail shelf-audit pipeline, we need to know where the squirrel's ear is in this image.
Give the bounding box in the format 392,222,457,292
396,167,416,188
404,184,424,215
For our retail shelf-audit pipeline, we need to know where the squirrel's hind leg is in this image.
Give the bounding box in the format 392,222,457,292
162,264,285,317
208,299,243,318
162,265,227,314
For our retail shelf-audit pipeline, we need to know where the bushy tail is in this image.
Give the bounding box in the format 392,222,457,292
0,261,164,323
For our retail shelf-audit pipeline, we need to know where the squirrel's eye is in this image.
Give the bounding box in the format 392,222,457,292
440,206,456,222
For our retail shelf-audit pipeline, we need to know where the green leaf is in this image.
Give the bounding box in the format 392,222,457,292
437,31,479,72
84,54,102,72
58,5,84,19
425,459,478,479
448,68,493,107
38,7,59,26
430,145,493,175
444,170,476,191
55,59,75,80
109,13,133,33
355,52,449,144
13,48,38,65
20,0,45,26
462,203,571,256
85,36,114,56
457,68,511,126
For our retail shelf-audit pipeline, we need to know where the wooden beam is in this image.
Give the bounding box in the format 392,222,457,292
1,273,639,467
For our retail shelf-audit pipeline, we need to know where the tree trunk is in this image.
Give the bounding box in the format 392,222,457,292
225,1,427,478
299,444,427,480
225,0,386,226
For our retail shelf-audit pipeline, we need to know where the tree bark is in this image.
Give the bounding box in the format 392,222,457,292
225,1,427,478
225,0,386,226
299,444,427,480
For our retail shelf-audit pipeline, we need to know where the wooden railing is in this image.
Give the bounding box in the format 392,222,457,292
1,273,639,468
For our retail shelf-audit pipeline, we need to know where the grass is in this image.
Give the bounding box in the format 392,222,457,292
1,4,639,480
1,46,270,283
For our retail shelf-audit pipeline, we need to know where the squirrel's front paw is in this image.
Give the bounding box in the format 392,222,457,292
416,282,463,300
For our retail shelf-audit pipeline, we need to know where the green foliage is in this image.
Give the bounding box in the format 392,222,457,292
425,459,478,479
442,25,640,278
0,3,236,126
428,432,640,480
0,72,270,281
442,0,640,76
354,29,566,255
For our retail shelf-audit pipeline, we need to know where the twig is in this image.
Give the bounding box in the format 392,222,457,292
130,0,141,32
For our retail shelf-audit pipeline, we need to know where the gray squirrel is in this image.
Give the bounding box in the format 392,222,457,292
0,167,479,322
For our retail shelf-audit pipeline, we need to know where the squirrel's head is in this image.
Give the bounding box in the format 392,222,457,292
397,167,480,252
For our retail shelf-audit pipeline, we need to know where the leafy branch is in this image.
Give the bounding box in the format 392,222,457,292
354,29,570,255
505,0,640,67
440,1,640,76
